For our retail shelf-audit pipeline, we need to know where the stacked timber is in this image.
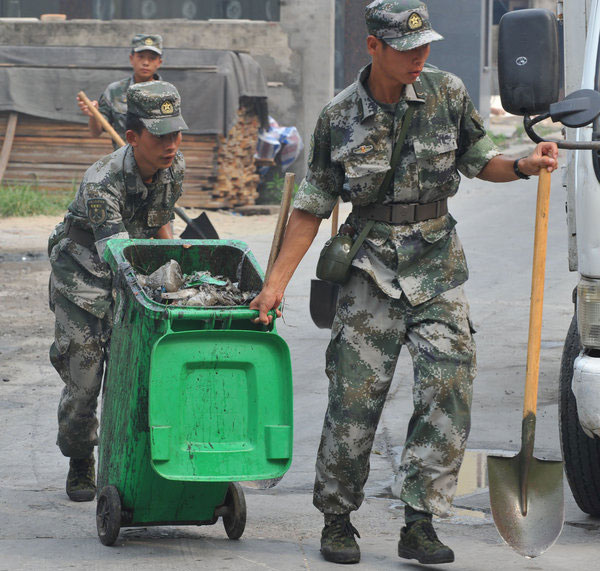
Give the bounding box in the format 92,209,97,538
209,106,261,208
0,108,261,209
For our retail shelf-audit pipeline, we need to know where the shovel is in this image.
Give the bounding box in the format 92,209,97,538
242,172,295,490
309,200,340,329
487,168,564,558
77,90,219,240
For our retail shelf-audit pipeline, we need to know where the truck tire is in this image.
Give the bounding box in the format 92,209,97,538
559,313,600,516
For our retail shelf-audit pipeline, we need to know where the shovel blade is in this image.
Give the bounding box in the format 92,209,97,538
180,212,219,240
309,279,339,329
488,453,564,558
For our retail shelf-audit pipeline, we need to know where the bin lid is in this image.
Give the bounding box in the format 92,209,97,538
148,329,293,481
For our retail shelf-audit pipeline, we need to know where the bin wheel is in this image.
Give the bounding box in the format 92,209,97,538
223,482,246,540
96,485,121,546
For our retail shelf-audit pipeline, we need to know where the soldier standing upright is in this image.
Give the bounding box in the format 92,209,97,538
77,33,164,146
250,0,558,565
49,81,187,502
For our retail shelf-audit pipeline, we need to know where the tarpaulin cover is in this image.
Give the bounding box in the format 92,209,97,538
0,45,268,135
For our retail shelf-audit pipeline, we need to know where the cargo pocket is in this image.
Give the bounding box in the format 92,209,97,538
420,213,457,244
341,153,390,205
365,221,392,248
413,132,459,195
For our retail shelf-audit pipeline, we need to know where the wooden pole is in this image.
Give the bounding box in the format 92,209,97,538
523,168,552,417
0,112,18,186
78,90,125,147
331,199,339,238
265,172,295,282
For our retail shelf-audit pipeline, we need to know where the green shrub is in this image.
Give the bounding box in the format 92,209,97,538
256,171,298,205
0,184,74,217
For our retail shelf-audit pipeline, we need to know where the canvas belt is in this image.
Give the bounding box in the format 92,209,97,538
354,198,448,224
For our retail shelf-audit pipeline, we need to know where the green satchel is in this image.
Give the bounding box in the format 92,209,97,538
316,105,415,285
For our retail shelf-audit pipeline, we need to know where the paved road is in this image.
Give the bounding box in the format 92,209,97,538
1,165,599,570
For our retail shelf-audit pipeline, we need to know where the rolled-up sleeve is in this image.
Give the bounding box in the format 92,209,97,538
293,109,344,219
82,182,128,243
455,84,501,179
97,89,113,125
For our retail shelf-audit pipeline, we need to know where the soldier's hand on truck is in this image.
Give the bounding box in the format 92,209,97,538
520,142,559,176
249,286,283,325
77,95,99,117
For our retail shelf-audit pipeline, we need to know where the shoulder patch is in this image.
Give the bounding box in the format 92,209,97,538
87,198,108,226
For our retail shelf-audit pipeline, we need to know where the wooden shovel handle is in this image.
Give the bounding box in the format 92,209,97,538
331,199,340,238
523,168,552,418
265,172,295,282
78,90,126,148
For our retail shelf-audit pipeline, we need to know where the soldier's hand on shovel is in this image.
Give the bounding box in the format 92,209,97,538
518,141,559,176
76,94,99,118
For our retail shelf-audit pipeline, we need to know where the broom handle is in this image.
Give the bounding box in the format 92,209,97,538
78,90,126,148
523,168,551,418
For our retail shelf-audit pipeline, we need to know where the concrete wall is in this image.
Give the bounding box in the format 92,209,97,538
279,0,335,157
533,0,556,9
0,0,336,177
427,0,492,122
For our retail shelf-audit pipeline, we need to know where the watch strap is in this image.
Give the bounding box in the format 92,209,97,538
513,157,530,180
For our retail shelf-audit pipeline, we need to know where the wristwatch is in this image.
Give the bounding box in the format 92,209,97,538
513,157,530,180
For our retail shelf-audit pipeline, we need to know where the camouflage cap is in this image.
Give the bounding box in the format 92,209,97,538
131,33,163,56
365,0,443,52
127,81,188,136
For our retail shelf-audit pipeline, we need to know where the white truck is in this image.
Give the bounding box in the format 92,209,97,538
498,1,600,517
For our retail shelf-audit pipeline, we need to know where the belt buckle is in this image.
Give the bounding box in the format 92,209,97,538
392,203,414,224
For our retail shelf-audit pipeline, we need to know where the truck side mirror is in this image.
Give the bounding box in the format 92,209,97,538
498,9,560,116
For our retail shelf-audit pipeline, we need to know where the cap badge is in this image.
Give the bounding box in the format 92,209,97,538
407,13,423,31
161,100,174,115
144,37,154,45
353,144,374,155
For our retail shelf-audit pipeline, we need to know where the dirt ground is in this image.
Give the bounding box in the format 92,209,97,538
0,209,279,254
0,209,279,388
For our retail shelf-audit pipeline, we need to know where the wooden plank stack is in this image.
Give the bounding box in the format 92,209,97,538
0,105,262,209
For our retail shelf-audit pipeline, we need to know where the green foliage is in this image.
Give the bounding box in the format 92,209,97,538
256,170,298,205
0,184,74,217
488,132,509,148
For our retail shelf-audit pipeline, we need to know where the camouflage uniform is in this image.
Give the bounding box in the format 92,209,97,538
98,34,163,147
50,81,187,458
294,59,500,516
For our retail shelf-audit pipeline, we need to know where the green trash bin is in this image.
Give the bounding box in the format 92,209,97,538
96,239,293,546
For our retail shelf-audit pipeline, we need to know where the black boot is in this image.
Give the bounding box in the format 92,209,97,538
397,507,454,564
66,455,96,502
320,514,361,564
